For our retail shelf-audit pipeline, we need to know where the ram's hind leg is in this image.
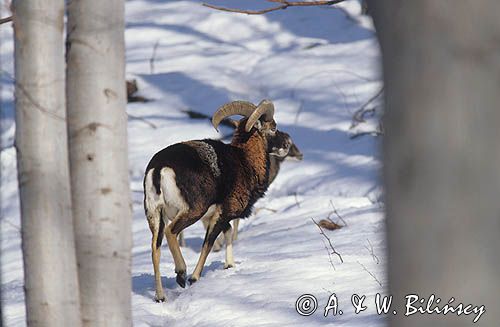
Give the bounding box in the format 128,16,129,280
164,209,189,288
165,205,209,288
189,206,225,284
148,210,166,302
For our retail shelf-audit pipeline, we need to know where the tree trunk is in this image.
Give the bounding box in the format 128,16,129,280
12,1,81,326
371,1,500,326
66,0,132,325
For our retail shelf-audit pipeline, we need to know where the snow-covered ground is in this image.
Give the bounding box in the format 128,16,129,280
1,0,386,325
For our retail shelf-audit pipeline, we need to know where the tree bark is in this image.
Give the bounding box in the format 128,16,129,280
66,0,132,325
12,0,81,326
371,1,500,326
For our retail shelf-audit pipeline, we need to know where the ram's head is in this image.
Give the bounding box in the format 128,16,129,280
211,99,291,158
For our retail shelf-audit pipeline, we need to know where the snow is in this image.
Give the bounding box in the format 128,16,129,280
1,0,386,325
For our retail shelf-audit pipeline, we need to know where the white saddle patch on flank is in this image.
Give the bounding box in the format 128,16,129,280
160,167,189,213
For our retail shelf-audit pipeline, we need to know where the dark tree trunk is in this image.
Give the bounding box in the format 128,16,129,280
371,1,500,326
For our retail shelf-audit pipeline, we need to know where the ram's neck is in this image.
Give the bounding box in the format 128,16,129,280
232,132,268,185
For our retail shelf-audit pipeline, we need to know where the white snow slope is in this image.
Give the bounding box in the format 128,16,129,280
1,1,386,326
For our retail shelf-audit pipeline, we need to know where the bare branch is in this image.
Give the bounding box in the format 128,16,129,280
294,99,304,124
254,207,278,215
0,143,14,153
364,239,380,264
181,109,238,129
350,86,384,128
321,239,336,270
0,16,12,25
149,40,160,74
328,200,348,226
312,218,343,263
203,0,346,15
183,109,211,120
322,287,334,295
352,107,376,125
3,219,21,232
357,260,382,287
127,113,157,129
349,130,383,139
294,191,301,208
203,2,284,15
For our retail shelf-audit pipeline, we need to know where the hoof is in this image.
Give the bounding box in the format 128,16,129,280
224,263,234,269
188,276,198,285
176,271,187,288
155,295,166,303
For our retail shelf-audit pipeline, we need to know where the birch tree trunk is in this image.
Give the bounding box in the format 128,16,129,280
371,1,500,326
12,1,81,326
66,0,132,325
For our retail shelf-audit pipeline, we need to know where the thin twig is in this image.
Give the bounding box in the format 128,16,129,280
203,0,346,15
357,260,382,287
352,107,376,125
0,16,12,25
182,109,238,130
2,219,21,232
0,142,14,153
364,239,380,264
328,200,347,226
149,40,160,74
294,192,301,208
349,130,383,139
182,109,210,120
350,86,384,128
127,113,157,129
321,239,336,270
322,287,334,295
294,99,304,124
254,207,278,215
312,218,343,263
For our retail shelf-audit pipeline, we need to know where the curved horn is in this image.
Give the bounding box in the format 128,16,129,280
211,101,256,131
244,99,275,132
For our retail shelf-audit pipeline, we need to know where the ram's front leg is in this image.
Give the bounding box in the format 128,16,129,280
189,208,224,284
223,224,235,269
212,234,224,252
147,210,166,302
202,214,224,252
232,218,240,241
